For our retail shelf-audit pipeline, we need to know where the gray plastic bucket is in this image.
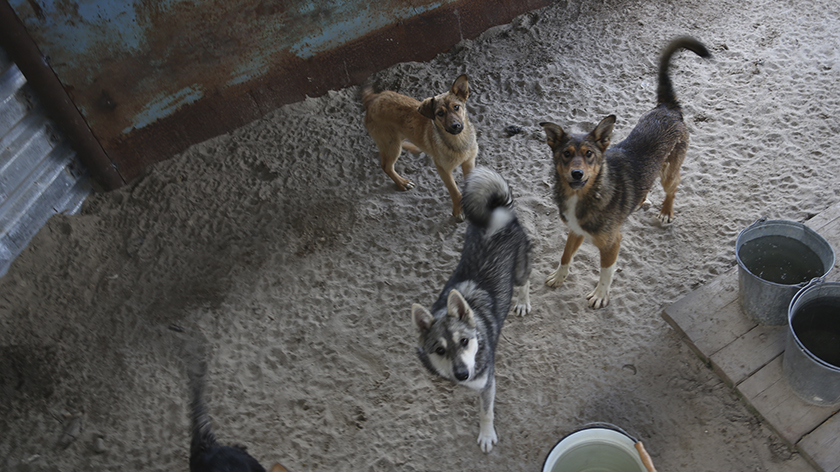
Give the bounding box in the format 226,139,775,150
736,219,835,325
783,279,840,406
542,423,654,472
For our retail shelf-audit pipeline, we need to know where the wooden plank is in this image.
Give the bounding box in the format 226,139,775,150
737,356,838,446
710,324,787,387
661,267,757,361
662,202,840,472
805,202,840,232
798,413,840,472
694,298,758,358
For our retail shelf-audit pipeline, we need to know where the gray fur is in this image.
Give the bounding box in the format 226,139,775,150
411,166,531,452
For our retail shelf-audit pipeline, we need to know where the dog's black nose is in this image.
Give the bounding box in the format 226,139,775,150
451,122,462,132
571,169,585,181
454,369,469,381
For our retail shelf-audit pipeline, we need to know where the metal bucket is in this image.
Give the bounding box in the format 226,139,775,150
783,279,840,406
542,423,655,472
736,219,835,325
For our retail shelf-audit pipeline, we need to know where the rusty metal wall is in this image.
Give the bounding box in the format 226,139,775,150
2,0,551,187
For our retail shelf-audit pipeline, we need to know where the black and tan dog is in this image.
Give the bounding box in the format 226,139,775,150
362,75,478,221
540,37,710,308
189,362,289,472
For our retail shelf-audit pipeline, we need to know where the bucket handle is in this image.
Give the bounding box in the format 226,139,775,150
790,276,825,307
746,217,767,230
635,442,658,472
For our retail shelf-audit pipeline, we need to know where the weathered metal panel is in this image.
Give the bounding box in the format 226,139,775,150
3,0,551,184
8,0,453,137
0,47,91,277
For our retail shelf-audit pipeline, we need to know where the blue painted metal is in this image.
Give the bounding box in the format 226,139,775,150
127,85,204,132
10,0,148,55
288,1,449,59
8,0,458,138
3,0,551,184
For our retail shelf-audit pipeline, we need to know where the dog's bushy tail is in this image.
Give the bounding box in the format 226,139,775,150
462,167,515,230
657,36,710,108
360,79,377,110
189,362,218,463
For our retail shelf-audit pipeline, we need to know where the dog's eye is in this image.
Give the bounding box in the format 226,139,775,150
453,105,460,110
460,338,469,347
435,347,446,356
437,110,445,117
585,150,593,157
563,151,572,158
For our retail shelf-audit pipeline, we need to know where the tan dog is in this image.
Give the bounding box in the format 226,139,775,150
362,75,478,220
540,37,710,308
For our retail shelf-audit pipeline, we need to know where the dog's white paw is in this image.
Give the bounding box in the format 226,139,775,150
477,426,498,453
513,281,531,316
657,212,674,224
513,301,531,317
454,211,466,222
586,285,610,309
403,180,416,190
640,198,652,210
545,265,570,287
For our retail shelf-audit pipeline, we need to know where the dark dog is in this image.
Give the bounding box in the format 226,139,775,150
540,37,710,308
189,364,289,472
412,167,531,452
362,75,478,220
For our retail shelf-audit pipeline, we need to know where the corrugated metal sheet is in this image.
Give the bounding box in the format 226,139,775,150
0,46,91,277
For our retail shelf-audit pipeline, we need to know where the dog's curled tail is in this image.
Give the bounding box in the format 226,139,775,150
189,363,218,463
657,36,711,108
360,80,377,110
462,166,516,230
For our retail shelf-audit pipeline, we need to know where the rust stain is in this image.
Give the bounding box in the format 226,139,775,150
13,0,551,183
26,0,44,21
94,4,343,126
55,1,447,144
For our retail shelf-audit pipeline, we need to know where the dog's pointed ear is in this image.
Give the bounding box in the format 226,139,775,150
450,74,469,101
412,304,434,332
446,290,475,327
418,97,436,120
591,115,615,151
540,122,566,149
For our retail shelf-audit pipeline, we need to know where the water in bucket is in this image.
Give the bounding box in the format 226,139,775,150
738,235,825,285
545,442,642,472
736,219,835,326
791,297,840,368
542,427,648,472
784,280,840,406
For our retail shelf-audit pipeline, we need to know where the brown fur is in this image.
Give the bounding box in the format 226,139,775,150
540,37,710,308
362,75,478,220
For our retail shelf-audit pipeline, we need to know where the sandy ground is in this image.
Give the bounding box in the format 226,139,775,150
2,0,840,470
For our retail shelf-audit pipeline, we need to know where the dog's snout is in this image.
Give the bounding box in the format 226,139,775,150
454,369,470,381
571,169,585,181
445,121,463,135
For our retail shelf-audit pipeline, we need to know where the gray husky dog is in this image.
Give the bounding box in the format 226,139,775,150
411,166,531,453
